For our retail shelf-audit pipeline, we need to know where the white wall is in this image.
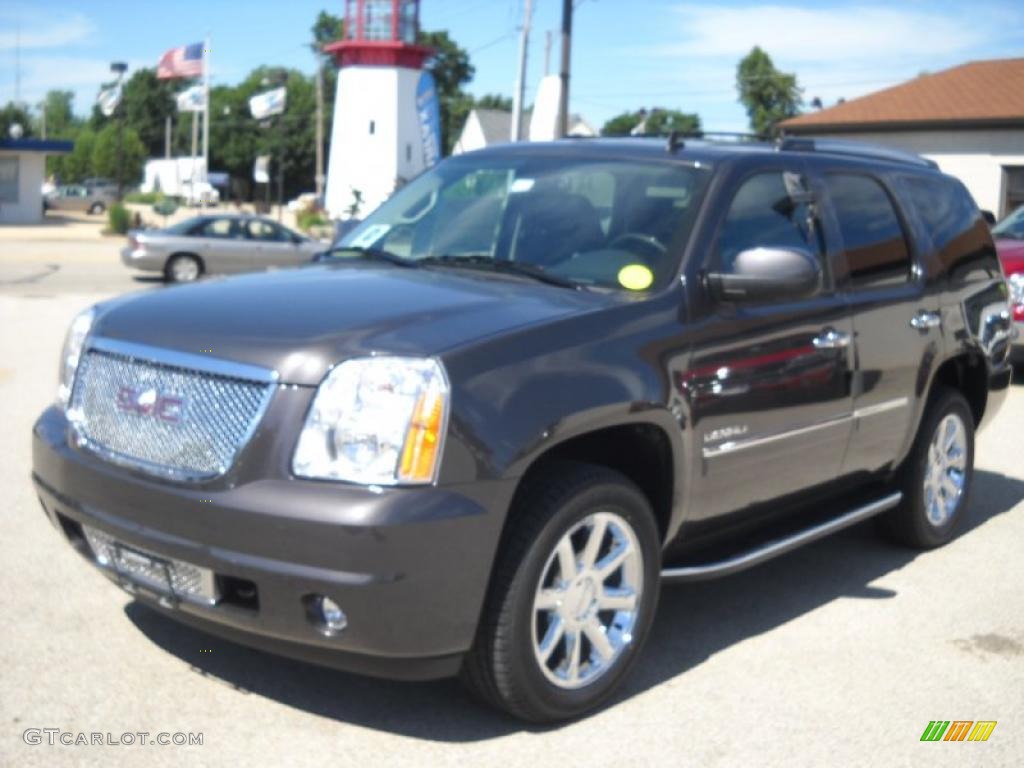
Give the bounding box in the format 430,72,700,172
803,129,1024,217
325,66,427,219
0,151,46,225
452,112,486,155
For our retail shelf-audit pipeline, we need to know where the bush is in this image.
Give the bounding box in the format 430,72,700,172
124,191,160,204
107,203,131,235
297,208,327,232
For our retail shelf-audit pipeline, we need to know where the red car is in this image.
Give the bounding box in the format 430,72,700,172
993,207,1024,361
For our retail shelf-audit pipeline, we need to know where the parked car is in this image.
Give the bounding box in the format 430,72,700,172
43,184,114,215
34,137,1012,723
992,205,1024,360
120,214,324,282
82,177,118,195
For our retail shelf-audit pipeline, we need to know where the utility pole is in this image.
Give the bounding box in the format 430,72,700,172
315,62,325,198
557,0,573,137
544,30,552,76
511,0,534,142
110,61,128,201
201,36,211,209
39,102,46,139
165,115,171,158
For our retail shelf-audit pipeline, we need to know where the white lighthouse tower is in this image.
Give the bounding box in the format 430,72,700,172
324,0,435,219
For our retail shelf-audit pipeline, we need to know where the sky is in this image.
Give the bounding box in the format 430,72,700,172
2,0,1023,133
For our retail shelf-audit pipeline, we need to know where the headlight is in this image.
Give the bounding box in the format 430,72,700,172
1009,272,1024,308
57,307,95,410
292,357,449,485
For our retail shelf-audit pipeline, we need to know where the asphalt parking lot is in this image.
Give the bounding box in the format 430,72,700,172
1,239,1022,767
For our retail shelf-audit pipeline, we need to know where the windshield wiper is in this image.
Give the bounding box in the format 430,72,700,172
419,254,581,290
319,245,418,268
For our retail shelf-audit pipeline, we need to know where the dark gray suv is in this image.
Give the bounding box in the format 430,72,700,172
32,137,1013,722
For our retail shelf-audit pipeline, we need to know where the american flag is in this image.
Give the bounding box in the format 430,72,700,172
157,43,204,80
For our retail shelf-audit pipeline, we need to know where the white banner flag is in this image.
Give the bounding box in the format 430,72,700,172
249,87,286,120
176,85,207,113
253,155,270,184
96,84,122,117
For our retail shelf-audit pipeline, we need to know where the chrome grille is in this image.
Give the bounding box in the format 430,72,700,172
69,345,274,480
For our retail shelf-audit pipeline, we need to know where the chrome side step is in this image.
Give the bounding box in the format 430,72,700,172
660,492,902,583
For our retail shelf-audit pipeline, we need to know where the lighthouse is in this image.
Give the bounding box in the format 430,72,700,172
324,0,437,219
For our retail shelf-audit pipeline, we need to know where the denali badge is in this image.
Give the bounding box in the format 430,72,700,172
115,385,187,424
704,425,749,444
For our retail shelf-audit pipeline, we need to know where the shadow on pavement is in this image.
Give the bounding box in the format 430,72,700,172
124,469,1024,741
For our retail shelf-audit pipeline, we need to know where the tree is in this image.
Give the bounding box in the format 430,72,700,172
310,9,345,52
121,69,178,157
37,90,77,137
418,29,475,153
62,130,97,182
91,123,147,184
0,102,33,139
601,108,701,137
474,94,513,111
736,47,801,137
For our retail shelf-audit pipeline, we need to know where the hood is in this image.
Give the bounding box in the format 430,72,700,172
996,237,1024,272
92,263,609,385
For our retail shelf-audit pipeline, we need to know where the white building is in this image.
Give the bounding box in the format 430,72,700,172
781,58,1024,218
0,138,73,225
453,109,597,155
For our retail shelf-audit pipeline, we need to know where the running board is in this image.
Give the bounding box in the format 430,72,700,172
660,492,902,583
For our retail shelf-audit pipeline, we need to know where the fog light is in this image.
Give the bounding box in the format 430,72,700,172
317,595,347,632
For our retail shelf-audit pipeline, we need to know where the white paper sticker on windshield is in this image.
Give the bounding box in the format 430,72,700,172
349,224,391,248
510,178,535,194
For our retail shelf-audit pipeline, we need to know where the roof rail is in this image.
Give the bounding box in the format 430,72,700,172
777,136,938,169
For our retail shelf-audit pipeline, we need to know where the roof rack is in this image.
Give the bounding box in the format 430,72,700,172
777,136,938,169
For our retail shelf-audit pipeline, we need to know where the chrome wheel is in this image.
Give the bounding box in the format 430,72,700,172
169,257,200,282
923,413,967,526
531,511,643,690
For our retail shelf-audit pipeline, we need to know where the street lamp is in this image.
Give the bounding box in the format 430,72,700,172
260,69,288,221
110,61,128,202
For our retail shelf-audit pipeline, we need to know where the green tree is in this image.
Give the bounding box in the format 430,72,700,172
91,123,147,186
418,29,475,153
121,69,178,157
37,90,77,137
0,102,33,139
474,93,513,111
310,9,345,52
63,129,97,182
601,108,701,137
736,47,801,137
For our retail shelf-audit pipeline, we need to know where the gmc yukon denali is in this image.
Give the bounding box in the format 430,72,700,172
32,137,1014,722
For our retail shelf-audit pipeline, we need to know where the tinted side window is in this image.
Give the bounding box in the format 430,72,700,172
825,174,910,289
904,175,990,277
717,172,824,270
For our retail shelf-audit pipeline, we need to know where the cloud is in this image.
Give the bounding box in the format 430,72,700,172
15,56,149,113
659,3,995,62
0,13,96,51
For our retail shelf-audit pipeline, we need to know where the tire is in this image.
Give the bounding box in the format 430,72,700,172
883,388,975,549
89,202,105,215
462,461,661,722
164,254,202,283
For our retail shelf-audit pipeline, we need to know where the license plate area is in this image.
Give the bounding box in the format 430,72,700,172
82,525,219,607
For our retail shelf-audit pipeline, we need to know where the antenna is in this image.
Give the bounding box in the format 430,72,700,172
14,22,21,104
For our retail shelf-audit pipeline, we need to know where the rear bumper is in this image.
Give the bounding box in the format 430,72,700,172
32,406,514,680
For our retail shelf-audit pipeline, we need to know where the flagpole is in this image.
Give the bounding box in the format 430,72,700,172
201,35,210,208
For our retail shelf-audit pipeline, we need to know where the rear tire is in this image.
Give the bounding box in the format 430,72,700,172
883,388,974,549
89,202,105,215
462,462,661,722
164,254,202,283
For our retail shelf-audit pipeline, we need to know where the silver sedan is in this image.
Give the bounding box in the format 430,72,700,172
120,214,326,282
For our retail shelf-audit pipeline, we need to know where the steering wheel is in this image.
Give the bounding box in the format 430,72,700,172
609,232,667,259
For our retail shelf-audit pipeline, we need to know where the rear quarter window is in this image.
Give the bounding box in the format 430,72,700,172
903,175,995,281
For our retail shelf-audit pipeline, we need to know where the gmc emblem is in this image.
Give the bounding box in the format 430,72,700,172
115,386,187,424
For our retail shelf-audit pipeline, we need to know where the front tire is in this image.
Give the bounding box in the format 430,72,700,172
462,462,660,722
884,388,975,549
89,202,105,215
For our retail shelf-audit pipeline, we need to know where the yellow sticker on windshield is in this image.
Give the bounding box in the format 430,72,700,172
618,264,654,291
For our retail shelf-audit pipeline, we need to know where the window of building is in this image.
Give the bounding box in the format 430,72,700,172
825,173,910,289
0,157,19,203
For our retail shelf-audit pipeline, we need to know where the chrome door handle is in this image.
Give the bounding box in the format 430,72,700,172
812,328,850,349
910,311,941,330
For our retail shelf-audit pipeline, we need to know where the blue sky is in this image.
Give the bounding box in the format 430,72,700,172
2,0,1022,133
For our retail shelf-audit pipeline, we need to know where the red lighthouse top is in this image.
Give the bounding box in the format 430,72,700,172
324,0,433,69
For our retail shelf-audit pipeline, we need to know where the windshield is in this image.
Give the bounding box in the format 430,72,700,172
993,205,1024,239
334,154,710,291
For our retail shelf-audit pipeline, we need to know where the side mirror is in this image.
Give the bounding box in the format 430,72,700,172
706,246,821,302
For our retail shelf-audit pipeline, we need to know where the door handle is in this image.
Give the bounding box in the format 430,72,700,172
812,328,851,350
910,311,941,330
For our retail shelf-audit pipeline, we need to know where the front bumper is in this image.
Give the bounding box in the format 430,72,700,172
32,405,514,680
119,246,163,272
